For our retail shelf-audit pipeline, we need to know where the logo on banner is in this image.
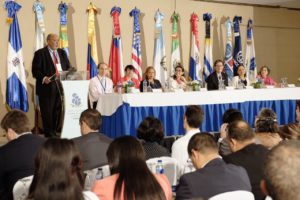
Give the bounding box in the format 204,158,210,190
71,93,82,107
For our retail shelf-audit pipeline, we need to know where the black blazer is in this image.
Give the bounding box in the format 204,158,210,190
32,46,71,97
139,79,162,92
142,142,170,160
224,143,269,200
206,71,228,90
0,134,45,200
175,158,251,200
73,132,112,170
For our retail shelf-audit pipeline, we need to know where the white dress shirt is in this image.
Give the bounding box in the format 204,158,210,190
88,75,113,104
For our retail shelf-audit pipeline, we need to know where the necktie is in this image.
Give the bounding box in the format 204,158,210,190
52,51,59,77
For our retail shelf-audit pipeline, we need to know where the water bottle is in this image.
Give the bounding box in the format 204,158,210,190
156,160,164,174
95,168,103,180
143,80,148,93
117,82,122,94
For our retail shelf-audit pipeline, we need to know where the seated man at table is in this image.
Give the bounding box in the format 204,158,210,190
206,59,228,90
88,62,113,109
176,133,251,200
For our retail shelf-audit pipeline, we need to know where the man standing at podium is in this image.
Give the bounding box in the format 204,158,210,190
32,33,71,137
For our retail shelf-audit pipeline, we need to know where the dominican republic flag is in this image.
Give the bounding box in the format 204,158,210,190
233,16,243,76
130,8,142,81
153,10,167,86
203,13,213,79
245,19,257,82
109,6,124,85
224,19,234,80
86,3,99,80
58,2,69,57
171,12,181,73
33,1,45,51
5,1,28,112
189,13,201,81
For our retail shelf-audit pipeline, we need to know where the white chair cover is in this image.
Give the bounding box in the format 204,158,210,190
84,164,110,191
13,175,33,200
209,190,255,200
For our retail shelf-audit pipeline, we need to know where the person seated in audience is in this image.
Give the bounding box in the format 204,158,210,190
139,66,162,92
224,120,269,200
119,64,140,88
255,108,282,149
88,62,113,109
169,64,187,91
176,133,251,200
0,110,45,200
172,105,203,174
261,140,300,200
137,116,170,159
73,109,112,170
257,65,277,86
279,123,300,140
27,138,98,200
296,100,300,123
206,59,228,90
232,64,249,88
92,136,172,200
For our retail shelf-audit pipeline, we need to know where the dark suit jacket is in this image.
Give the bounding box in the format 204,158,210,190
175,158,251,200
32,46,71,97
0,134,45,200
142,142,170,160
73,132,112,171
139,79,162,92
224,143,269,200
206,71,228,90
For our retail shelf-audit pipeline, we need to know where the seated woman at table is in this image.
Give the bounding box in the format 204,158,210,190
206,59,228,90
119,64,140,88
232,64,249,89
92,136,172,200
169,64,187,91
139,66,162,92
257,65,277,86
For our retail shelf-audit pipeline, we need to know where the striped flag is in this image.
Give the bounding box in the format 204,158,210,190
5,1,28,112
203,13,213,79
109,6,124,85
245,19,257,83
33,1,45,51
171,12,181,73
224,19,234,80
153,10,167,86
129,7,142,81
58,2,69,57
86,3,99,80
189,13,201,81
233,16,243,76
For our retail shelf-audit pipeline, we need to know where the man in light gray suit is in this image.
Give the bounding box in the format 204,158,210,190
73,109,112,170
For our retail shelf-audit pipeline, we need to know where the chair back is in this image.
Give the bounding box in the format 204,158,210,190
209,190,255,200
84,164,110,190
13,175,34,200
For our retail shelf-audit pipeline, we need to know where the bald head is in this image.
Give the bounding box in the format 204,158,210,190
227,120,255,142
47,33,59,50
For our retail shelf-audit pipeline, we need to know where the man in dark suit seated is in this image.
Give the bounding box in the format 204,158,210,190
224,120,269,200
0,110,45,200
73,109,112,170
205,59,228,90
176,133,251,200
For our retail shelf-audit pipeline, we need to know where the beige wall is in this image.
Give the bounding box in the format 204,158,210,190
1,0,300,134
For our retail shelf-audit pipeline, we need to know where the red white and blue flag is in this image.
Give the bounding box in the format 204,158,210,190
233,16,243,76
203,13,213,79
224,19,234,79
245,19,257,82
5,1,28,112
189,13,201,81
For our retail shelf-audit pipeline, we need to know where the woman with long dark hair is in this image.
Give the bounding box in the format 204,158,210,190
92,136,172,200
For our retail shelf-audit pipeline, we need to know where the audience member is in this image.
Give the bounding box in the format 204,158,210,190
257,65,276,86
137,116,170,159
169,64,187,91
206,59,228,90
232,64,249,88
27,138,98,200
261,140,300,200
92,136,172,200
73,109,112,170
172,105,204,173
296,100,300,123
0,110,45,200
279,123,300,140
224,120,269,200
88,62,113,109
176,133,251,200
139,66,162,92
119,65,140,88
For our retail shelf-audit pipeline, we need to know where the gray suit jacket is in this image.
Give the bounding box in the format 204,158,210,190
73,132,112,170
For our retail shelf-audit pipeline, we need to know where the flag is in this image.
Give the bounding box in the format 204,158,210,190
109,6,124,85
224,19,234,80
129,8,142,81
189,13,201,81
5,1,28,112
33,1,45,51
233,16,243,76
171,12,181,73
58,2,69,57
203,13,213,79
245,19,257,83
86,3,99,80
153,10,167,86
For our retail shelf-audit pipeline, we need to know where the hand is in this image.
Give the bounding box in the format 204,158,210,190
220,123,228,139
180,76,187,83
43,76,51,84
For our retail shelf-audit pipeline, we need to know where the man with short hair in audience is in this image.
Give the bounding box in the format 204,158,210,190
176,133,251,200
73,109,112,170
172,105,203,173
261,140,300,200
0,110,45,200
224,120,268,200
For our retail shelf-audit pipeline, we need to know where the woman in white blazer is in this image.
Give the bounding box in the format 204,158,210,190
232,65,249,89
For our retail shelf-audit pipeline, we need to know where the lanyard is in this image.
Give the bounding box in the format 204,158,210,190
97,76,106,93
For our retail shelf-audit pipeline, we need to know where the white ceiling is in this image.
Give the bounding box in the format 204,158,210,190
208,0,300,9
